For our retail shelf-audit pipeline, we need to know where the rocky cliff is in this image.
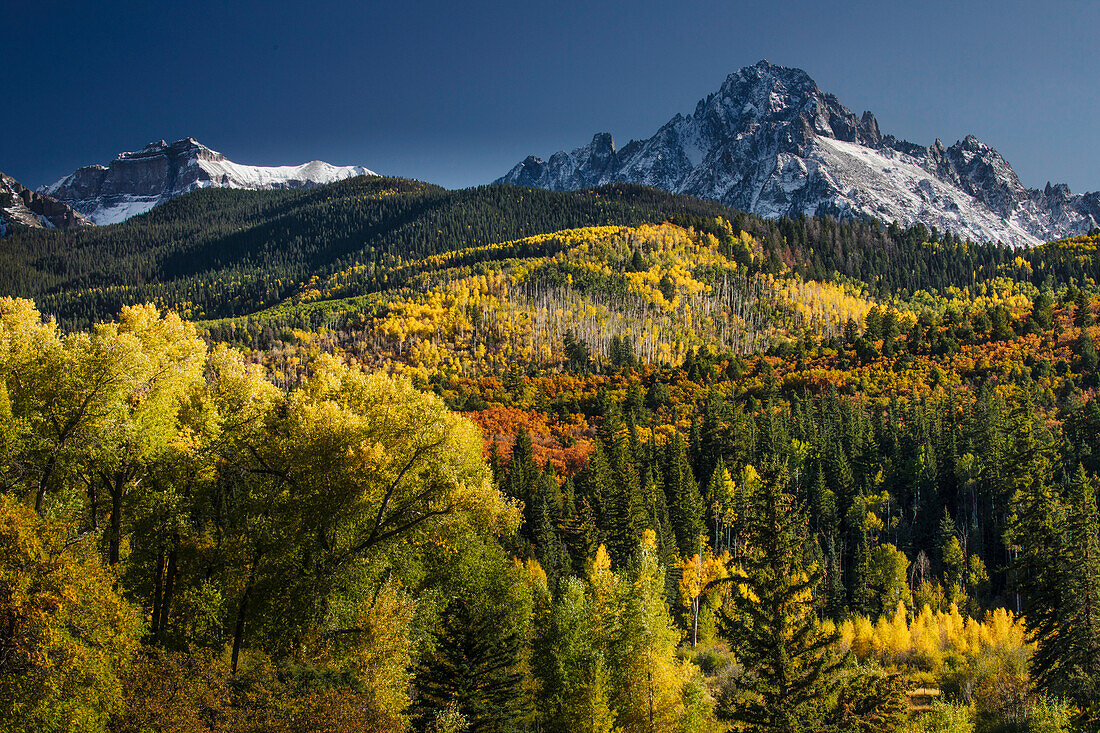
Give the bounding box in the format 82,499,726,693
1,172,90,234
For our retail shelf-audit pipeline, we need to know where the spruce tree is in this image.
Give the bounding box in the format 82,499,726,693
664,436,703,558
606,434,642,566
1060,467,1100,727
414,597,531,733
532,467,567,588
718,462,845,733
1006,445,1100,729
1075,288,1093,329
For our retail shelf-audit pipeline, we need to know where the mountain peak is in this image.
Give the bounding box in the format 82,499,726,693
496,61,1100,246
42,139,376,225
116,137,223,162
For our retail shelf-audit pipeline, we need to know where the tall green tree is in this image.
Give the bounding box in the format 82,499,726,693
665,436,703,558
414,596,531,733
718,462,844,733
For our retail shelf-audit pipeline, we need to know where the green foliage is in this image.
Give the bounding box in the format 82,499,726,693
3,177,1100,730
718,462,846,733
532,537,717,733
0,179,745,327
414,596,531,733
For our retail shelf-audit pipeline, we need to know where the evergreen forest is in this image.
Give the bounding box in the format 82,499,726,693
2,178,1099,733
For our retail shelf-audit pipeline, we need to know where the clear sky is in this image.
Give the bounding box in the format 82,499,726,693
4,0,1098,193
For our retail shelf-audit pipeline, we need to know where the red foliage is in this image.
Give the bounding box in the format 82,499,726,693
466,405,594,477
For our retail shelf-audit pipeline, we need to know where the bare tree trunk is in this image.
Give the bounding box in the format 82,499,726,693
152,544,165,638
88,480,98,531
108,471,127,565
160,538,178,637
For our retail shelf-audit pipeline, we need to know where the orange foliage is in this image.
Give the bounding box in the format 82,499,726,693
467,405,594,477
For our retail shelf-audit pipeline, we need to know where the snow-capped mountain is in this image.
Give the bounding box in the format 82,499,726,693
497,61,1100,247
41,138,376,225
1,172,90,235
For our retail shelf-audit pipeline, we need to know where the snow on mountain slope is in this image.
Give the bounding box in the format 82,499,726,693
809,136,1041,245
1,172,90,234
42,138,376,225
497,61,1100,247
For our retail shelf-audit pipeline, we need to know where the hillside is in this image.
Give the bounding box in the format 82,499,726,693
5,173,1098,333
0,177,751,326
3,186,1100,731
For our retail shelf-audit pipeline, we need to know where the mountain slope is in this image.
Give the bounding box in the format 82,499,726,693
1,172,90,234
41,137,376,224
497,60,1100,247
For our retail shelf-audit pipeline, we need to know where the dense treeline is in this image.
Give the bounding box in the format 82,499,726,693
5,175,1097,332
0,179,740,326
435,280,1100,731
4,281,1098,731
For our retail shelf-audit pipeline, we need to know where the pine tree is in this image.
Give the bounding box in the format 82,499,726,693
532,467,567,588
414,597,532,733
561,497,601,574
1005,443,1100,727
1075,288,1093,329
665,436,703,558
577,442,613,531
718,462,845,733
1060,466,1100,727
507,427,538,506
606,433,642,566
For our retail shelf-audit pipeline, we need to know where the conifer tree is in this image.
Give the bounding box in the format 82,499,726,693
561,497,601,575
1062,466,1100,725
1075,288,1093,329
1005,440,1100,728
414,597,531,733
718,462,845,733
507,428,538,506
532,467,567,588
606,433,643,565
665,436,703,558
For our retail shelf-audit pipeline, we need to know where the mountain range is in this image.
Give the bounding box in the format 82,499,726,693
5,61,1097,246
497,60,1099,247
38,138,376,225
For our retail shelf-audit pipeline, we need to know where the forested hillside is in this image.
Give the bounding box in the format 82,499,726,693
4,176,1097,331
1,182,1099,732
0,178,741,326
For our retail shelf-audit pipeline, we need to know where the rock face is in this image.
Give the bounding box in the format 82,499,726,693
41,138,376,225
1,172,91,234
497,61,1100,247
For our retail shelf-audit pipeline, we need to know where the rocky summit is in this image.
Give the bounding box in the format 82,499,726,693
40,138,376,225
497,60,1100,247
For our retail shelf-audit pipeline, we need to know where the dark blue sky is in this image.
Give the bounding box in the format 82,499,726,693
5,0,1098,193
